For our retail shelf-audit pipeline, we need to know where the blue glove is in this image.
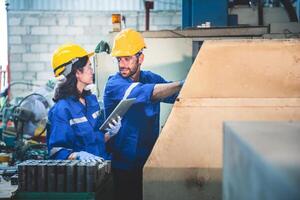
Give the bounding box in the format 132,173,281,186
75,151,104,163
105,116,122,137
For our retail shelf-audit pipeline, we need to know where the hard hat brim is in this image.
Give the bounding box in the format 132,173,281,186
87,52,94,57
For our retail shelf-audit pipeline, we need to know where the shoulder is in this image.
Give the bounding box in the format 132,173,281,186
85,94,99,107
107,73,128,84
142,70,157,76
141,70,165,82
105,73,131,90
49,98,73,118
52,98,71,110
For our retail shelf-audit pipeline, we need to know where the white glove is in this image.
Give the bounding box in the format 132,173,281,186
74,151,104,163
105,115,122,137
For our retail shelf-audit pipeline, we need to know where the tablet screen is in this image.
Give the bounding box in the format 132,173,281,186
99,98,136,131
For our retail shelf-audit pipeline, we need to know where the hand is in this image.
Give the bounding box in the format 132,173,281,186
179,79,185,87
75,151,104,163
105,115,122,137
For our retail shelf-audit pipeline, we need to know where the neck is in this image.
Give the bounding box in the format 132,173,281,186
77,82,85,94
130,65,141,82
130,70,140,82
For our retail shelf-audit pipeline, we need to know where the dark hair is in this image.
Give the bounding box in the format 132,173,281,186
53,56,91,102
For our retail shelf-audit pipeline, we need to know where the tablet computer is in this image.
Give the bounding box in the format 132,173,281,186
99,98,136,131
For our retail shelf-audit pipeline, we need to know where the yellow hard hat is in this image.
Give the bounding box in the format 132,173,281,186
111,28,146,57
51,44,94,77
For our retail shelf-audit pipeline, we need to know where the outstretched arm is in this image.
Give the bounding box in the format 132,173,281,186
151,80,184,101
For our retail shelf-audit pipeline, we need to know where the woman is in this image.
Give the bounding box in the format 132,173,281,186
48,43,121,161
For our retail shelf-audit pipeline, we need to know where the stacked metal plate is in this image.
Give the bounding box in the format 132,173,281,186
17,160,111,192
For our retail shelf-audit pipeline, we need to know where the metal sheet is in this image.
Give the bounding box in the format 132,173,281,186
46,161,58,192
66,160,79,192
223,122,300,200
36,162,47,192
143,39,300,200
76,161,86,192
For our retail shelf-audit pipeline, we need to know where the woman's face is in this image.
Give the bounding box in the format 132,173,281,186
76,59,93,86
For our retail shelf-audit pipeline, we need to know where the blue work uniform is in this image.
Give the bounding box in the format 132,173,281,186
47,94,109,160
103,70,178,170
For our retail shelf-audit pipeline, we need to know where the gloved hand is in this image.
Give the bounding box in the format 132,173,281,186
105,115,122,137
179,79,185,87
75,151,104,163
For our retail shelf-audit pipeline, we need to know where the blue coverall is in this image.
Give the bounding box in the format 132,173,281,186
47,94,109,160
103,70,178,170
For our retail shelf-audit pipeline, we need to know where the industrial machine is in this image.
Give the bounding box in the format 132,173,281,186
143,39,300,200
0,81,55,197
0,81,54,165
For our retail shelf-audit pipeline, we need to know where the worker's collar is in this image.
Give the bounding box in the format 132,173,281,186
69,95,98,107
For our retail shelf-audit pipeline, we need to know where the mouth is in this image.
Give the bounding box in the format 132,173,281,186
119,68,129,73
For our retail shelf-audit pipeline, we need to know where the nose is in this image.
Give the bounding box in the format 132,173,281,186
118,58,127,65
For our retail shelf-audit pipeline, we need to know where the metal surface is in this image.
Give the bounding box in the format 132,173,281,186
56,162,67,192
26,160,38,192
66,160,79,192
17,160,32,192
46,161,58,192
86,162,97,192
223,121,300,200
17,160,111,193
141,26,269,38
280,0,299,22
182,0,228,28
36,161,47,192
143,39,300,200
76,161,86,192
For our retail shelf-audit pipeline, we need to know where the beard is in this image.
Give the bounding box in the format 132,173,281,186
119,60,140,78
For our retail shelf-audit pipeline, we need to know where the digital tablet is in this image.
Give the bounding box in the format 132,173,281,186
99,98,136,131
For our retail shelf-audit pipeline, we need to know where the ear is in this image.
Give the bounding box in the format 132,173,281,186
75,70,81,78
138,54,144,65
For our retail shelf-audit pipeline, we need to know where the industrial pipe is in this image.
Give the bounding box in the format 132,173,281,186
145,1,154,31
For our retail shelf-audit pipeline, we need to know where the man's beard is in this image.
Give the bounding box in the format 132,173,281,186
119,60,139,78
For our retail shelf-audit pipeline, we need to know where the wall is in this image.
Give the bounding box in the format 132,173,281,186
7,10,181,96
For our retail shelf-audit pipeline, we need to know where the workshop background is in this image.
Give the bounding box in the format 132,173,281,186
0,0,300,200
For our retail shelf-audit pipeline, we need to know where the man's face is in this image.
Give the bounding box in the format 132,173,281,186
117,55,141,78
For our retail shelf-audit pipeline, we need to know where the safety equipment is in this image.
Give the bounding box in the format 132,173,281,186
95,40,111,54
51,44,94,77
75,151,104,162
105,115,122,137
111,28,146,57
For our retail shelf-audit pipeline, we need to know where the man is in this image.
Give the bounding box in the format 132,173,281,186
103,28,184,200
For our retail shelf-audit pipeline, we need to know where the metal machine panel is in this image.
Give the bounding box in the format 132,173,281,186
223,122,300,200
143,39,300,200
182,0,228,28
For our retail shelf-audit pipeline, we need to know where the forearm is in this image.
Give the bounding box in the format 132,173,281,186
104,132,110,142
151,81,182,101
